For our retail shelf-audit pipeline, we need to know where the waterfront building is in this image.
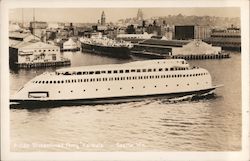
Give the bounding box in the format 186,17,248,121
9,31,40,44
204,26,241,50
62,38,79,51
131,39,221,58
9,41,70,68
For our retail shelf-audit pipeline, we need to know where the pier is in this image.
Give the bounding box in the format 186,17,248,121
16,60,71,69
130,50,230,60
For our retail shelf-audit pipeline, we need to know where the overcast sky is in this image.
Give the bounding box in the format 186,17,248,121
9,8,240,23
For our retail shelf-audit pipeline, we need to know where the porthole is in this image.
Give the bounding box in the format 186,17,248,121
155,85,157,88
132,87,134,89
187,84,189,86
71,90,73,92
166,85,168,87
120,87,122,90
83,90,86,92
96,89,98,91
177,84,179,86
143,86,145,88
108,88,110,90
58,91,60,93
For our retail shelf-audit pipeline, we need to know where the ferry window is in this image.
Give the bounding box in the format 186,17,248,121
49,81,52,84
61,81,64,83
45,81,48,84
72,72,76,75
117,77,120,80
104,78,107,81
83,89,86,92
166,85,168,87
187,84,189,86
159,68,163,71
101,71,106,74
65,72,71,75
183,75,185,77
90,79,92,82
125,70,129,73
42,81,44,84
148,69,152,72
53,81,56,83
143,86,145,88
114,70,118,73
170,68,173,71
177,84,179,86
44,50,46,52
152,76,154,78
137,69,141,72
132,87,134,89
83,72,88,75
86,79,89,82
109,78,113,81
131,69,135,72
71,90,73,93
119,70,123,73
58,91,60,93
77,72,82,75
142,69,146,72
120,87,122,90
95,71,100,74
57,81,60,83
84,79,86,82
193,74,195,76
155,85,157,88
89,71,94,75
102,78,105,81
153,69,156,72
165,68,168,71
108,88,110,90
39,50,41,52
108,70,112,74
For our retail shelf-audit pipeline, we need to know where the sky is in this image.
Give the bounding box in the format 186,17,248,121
9,8,240,23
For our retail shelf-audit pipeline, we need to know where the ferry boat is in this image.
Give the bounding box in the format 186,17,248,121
80,33,133,59
10,59,221,106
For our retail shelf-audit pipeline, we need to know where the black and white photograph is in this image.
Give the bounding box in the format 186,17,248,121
1,0,249,161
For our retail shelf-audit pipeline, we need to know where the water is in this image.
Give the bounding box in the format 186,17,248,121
10,51,241,151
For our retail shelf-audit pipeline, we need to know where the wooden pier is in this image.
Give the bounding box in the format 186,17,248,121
130,50,230,60
16,60,71,69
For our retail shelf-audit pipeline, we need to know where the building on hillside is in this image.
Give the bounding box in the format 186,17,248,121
174,25,211,40
30,21,48,41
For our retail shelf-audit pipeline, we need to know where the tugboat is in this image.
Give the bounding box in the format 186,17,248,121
80,33,133,59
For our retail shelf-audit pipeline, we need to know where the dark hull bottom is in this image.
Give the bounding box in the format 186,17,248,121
10,88,216,109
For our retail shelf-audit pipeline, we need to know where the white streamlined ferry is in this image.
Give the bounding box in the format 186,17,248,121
10,59,221,106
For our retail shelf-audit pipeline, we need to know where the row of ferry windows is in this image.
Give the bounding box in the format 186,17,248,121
57,67,193,75
33,73,208,84
57,82,208,93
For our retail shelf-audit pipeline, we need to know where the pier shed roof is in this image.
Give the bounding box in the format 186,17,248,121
139,39,191,47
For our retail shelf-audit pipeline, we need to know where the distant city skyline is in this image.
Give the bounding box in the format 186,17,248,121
9,8,240,23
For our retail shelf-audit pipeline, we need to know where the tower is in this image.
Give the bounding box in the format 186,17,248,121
101,11,106,25
137,9,143,21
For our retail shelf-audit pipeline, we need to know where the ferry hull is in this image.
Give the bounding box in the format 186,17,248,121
10,87,216,108
81,43,131,59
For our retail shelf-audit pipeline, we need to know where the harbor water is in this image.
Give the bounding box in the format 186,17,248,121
9,51,241,151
